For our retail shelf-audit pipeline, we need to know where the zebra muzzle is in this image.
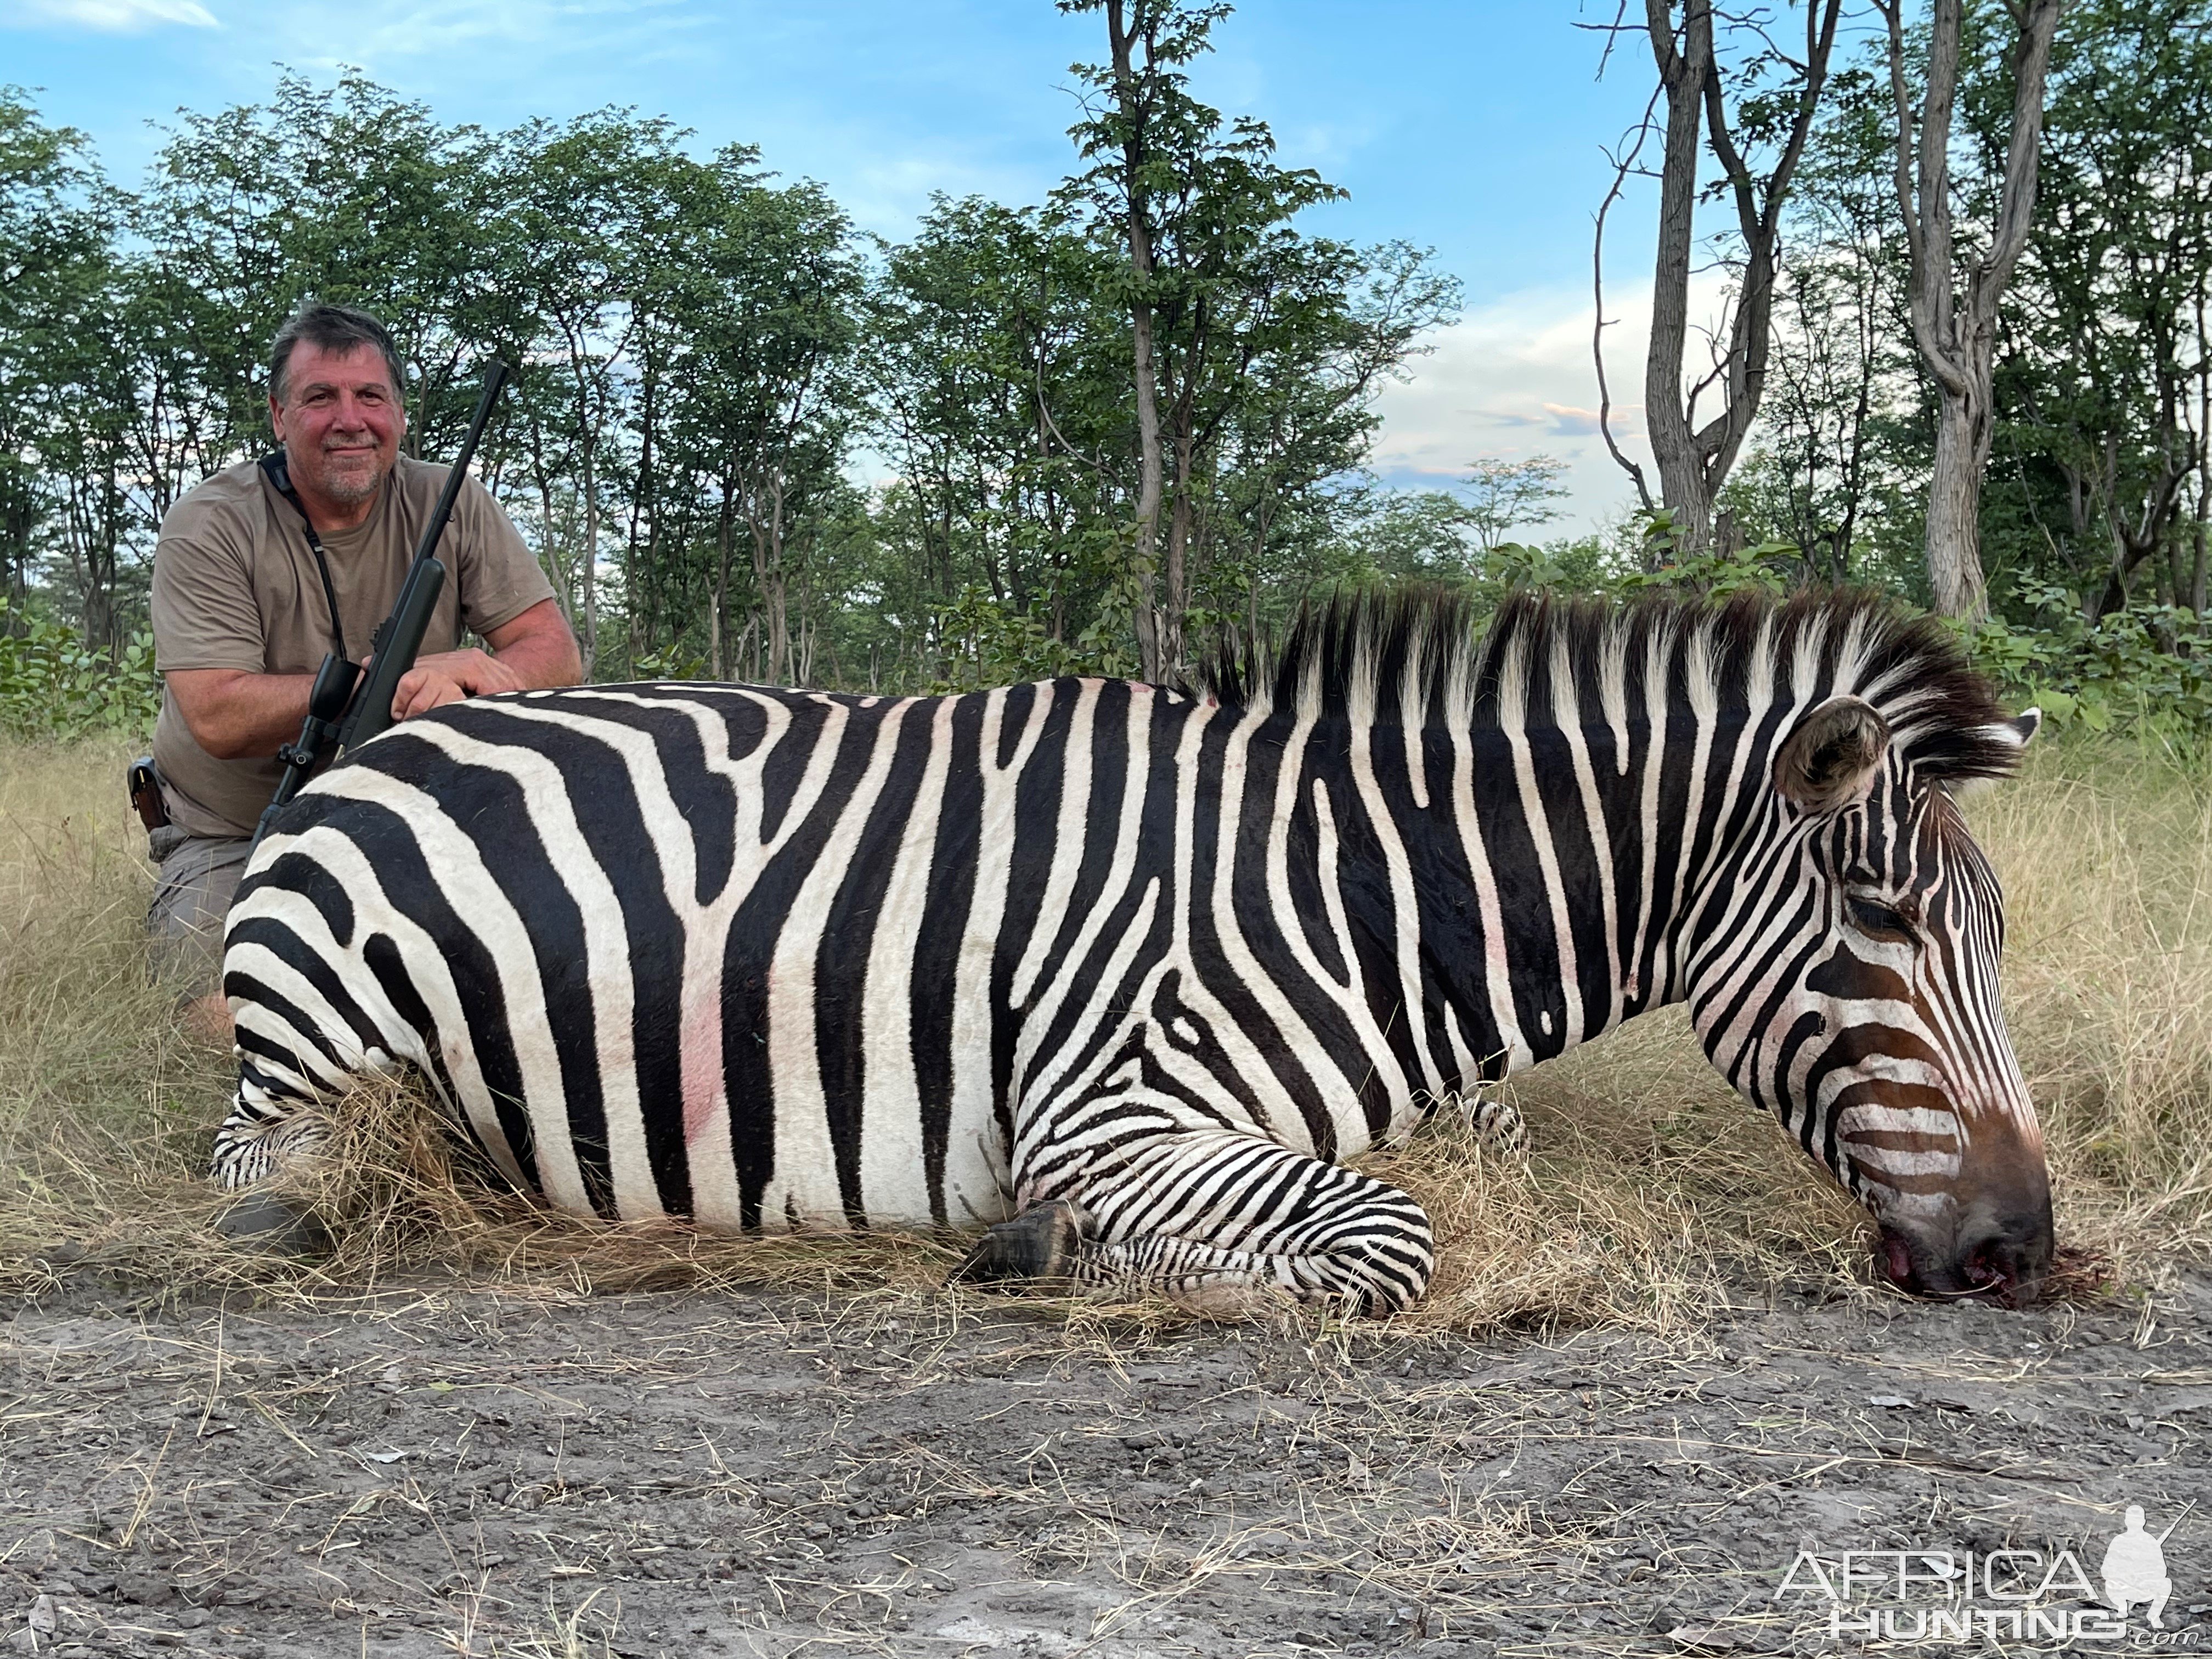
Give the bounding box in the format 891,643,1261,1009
1876,1215,2050,1307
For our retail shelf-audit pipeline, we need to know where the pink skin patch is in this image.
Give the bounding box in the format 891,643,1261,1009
1878,1224,2016,1302
680,969,725,1143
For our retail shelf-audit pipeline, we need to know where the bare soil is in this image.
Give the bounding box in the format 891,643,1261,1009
3,1267,2208,1658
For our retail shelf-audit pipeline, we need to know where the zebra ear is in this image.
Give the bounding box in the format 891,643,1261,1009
1943,706,2041,798
1999,707,2041,748
1773,695,1890,813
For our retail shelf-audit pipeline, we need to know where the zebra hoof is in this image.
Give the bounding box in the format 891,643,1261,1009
213,1192,331,1257
951,1199,1095,1289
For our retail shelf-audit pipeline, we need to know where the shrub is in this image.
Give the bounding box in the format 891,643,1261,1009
0,601,161,739
1957,582,2212,748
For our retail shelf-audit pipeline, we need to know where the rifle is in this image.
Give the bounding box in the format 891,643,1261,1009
247,360,512,857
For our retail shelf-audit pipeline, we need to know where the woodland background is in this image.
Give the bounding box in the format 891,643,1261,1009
4,0,2212,740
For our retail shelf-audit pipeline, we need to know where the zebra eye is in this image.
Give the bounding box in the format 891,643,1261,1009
1846,895,1915,941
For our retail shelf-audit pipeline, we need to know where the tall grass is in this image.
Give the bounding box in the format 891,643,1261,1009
1978,747,2212,1262
1,732,2203,1329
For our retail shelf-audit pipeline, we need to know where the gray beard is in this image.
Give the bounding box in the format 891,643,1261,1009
312,454,386,507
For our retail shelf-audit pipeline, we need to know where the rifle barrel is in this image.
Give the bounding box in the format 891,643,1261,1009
333,360,512,753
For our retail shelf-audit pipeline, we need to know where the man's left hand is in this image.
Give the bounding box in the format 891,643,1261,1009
392,647,528,720
383,600,583,723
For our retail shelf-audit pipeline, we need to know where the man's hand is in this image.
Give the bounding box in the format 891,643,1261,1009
389,598,581,723
391,647,525,719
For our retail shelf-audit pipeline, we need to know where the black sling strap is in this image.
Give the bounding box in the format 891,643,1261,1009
258,450,349,663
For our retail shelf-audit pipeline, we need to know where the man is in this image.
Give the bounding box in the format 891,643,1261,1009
146,303,582,1031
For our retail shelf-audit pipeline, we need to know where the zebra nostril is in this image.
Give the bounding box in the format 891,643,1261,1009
1962,1238,2006,1293
1877,1227,1915,1290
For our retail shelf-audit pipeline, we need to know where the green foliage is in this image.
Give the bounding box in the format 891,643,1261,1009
930,583,1092,692
1617,539,1803,600
0,602,157,737
1958,584,2212,748
8,4,2212,738
1460,456,1570,556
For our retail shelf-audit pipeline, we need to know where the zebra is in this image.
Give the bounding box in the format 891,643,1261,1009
211,586,2053,1314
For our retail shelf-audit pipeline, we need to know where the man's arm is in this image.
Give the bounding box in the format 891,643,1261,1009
165,668,316,760
168,600,582,758
390,599,583,720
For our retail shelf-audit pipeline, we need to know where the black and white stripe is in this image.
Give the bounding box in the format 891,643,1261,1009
214,588,2053,1311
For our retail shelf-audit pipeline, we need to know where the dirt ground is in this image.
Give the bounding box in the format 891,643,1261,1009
2,1261,2208,1659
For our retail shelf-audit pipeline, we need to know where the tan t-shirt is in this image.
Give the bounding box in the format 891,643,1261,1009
151,455,557,838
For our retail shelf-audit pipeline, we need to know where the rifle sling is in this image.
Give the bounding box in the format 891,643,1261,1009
259,451,349,664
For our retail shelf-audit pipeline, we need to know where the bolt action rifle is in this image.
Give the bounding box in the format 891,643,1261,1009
247,360,511,857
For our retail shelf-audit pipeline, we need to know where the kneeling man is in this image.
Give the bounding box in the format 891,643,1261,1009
146,303,582,1031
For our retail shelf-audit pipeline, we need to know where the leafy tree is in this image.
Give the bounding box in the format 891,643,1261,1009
1062,0,1364,678
0,92,125,640
1985,0,2212,622
1459,455,1570,557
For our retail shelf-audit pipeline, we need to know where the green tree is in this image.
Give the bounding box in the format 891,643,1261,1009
1459,455,1570,557
1985,0,2212,622
1061,0,1354,679
0,92,120,637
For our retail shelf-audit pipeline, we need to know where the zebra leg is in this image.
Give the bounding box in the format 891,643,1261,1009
955,1130,1436,1318
206,1084,335,1253
208,1086,330,1189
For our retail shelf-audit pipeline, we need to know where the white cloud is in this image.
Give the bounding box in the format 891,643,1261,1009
4,0,216,28
1372,270,1730,539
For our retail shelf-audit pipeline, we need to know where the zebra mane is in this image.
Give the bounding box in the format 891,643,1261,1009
1191,584,2030,785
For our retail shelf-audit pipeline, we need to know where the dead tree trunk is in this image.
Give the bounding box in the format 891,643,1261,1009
1877,0,2062,622
1610,1,1843,561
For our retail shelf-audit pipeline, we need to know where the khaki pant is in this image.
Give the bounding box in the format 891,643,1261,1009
146,825,251,988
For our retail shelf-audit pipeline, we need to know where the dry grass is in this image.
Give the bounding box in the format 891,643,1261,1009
1,731,2204,1334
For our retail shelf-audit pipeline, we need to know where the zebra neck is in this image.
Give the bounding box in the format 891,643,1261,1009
1305,703,1761,1097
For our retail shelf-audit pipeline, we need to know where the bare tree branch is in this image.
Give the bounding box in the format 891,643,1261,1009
1594,91,1661,511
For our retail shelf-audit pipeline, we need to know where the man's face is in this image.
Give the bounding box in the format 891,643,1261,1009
269,341,405,507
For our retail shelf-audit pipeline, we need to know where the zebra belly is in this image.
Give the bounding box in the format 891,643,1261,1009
233,842,1016,1234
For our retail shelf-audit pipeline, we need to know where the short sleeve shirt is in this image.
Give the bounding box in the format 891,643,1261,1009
150,455,557,838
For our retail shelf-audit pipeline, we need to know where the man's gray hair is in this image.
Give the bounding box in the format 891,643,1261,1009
269,303,408,407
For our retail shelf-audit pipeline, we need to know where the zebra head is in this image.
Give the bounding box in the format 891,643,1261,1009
1688,688,2050,1304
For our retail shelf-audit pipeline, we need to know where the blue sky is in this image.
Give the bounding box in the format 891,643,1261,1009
3,0,1677,533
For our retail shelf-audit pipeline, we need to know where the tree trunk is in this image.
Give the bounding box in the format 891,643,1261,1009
628,362,656,670
1632,0,1842,562
1163,417,1195,679
1926,383,1994,619
711,483,733,681
1641,0,1717,556
580,440,599,677
1107,0,1166,682
2198,298,2212,616
1880,0,2061,622
526,421,575,629
752,472,791,685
